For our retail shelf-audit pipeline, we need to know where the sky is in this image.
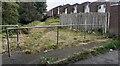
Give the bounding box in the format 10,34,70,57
46,0,120,11
46,0,97,11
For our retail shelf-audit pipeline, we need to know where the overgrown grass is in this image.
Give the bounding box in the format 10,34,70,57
22,21,40,27
9,28,106,54
2,19,110,54
44,18,60,25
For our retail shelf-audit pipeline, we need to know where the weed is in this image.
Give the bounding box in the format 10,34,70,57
104,41,120,50
40,57,57,64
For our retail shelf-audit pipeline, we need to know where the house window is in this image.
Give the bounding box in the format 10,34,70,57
104,5,106,8
98,6,101,9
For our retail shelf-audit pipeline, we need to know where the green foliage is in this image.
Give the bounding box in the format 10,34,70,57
93,46,106,54
68,50,91,62
104,41,120,50
45,44,58,50
22,21,40,27
18,2,47,24
2,2,47,25
34,2,47,14
40,57,56,64
2,2,19,25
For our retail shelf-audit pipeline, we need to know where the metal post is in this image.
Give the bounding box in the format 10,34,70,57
84,27,86,40
6,29,11,57
16,28,19,48
57,27,59,45
84,20,87,40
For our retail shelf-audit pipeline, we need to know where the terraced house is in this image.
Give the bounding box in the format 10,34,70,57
47,1,119,16
109,2,120,35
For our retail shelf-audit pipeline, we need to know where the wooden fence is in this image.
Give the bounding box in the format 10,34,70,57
60,13,109,32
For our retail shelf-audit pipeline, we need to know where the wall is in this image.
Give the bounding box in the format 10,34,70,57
109,3,120,35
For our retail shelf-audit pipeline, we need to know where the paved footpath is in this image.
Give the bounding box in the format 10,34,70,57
2,41,107,64
74,50,118,64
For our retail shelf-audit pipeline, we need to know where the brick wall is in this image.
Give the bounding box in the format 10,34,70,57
90,2,103,12
109,3,120,35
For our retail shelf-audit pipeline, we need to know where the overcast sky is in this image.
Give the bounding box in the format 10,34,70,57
46,0,120,11
46,0,97,11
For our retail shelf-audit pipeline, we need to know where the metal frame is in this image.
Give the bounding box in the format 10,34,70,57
1,25,19,57
6,24,103,57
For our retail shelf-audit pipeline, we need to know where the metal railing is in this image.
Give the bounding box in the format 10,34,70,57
5,24,104,57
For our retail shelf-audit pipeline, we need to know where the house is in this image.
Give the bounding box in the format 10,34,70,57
67,5,74,14
47,9,52,17
72,3,79,13
97,2,117,13
62,4,71,14
57,5,63,15
81,2,91,13
52,7,58,17
109,1,120,35
89,2,103,12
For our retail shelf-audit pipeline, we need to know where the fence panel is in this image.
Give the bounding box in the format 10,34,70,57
60,13,109,32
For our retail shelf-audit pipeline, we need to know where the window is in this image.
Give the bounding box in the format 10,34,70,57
98,6,101,9
104,5,106,8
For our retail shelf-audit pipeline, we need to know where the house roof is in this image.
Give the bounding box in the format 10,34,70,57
81,1,91,6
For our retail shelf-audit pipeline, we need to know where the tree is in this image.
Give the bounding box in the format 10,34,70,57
18,2,47,24
2,2,19,25
34,2,47,14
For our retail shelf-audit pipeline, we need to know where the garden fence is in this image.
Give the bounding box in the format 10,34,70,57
60,13,109,33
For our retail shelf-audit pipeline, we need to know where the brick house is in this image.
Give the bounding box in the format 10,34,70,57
89,2,103,12
57,5,63,15
72,3,79,13
109,2,120,35
62,4,73,14
97,2,117,13
81,2,91,13
47,9,52,17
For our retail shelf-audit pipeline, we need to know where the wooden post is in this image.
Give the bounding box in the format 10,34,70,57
57,27,59,45
6,29,11,57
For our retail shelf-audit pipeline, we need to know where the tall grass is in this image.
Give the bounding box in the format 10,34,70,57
44,19,60,25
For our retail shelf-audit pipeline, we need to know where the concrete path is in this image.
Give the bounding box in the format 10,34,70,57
74,50,118,64
2,42,107,64
2,22,112,65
